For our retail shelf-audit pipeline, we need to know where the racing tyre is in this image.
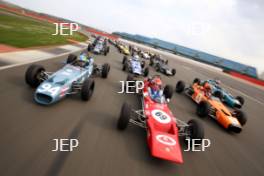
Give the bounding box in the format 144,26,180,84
25,64,45,88
185,119,204,144
107,46,110,53
193,78,201,84
149,58,154,66
236,96,245,106
155,65,160,72
214,90,223,100
234,110,247,126
102,63,110,78
164,85,173,99
196,101,210,117
175,81,185,93
117,102,131,130
67,54,77,64
81,78,95,101
143,67,149,77
87,45,92,51
122,56,127,64
141,60,145,68
122,63,127,71
172,68,176,76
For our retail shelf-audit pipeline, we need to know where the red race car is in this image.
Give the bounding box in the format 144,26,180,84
117,75,204,164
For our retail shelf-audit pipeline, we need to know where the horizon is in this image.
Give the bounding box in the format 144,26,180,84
4,0,264,75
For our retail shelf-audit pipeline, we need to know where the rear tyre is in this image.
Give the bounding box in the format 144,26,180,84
236,96,245,106
234,110,247,126
81,78,95,101
164,85,173,99
102,63,110,78
185,119,204,145
214,90,223,100
122,63,127,71
149,58,153,66
122,56,127,64
107,46,110,53
67,54,77,64
171,68,176,76
175,81,185,93
25,64,45,88
143,67,149,77
141,60,145,68
117,102,131,130
196,101,210,117
87,45,92,51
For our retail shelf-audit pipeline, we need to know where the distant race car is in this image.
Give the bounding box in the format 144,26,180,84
139,51,150,60
122,55,149,77
175,79,247,133
25,52,110,105
149,57,176,76
117,75,204,163
88,42,109,55
121,46,130,55
197,79,244,108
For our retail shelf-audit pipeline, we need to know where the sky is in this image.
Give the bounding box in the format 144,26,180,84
5,0,264,75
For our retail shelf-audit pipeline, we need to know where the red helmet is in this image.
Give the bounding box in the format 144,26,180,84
150,77,162,90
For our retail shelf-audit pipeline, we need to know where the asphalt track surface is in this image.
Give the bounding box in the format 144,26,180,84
0,44,264,176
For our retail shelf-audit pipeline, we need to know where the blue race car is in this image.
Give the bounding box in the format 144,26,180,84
194,78,244,108
122,55,149,77
25,52,110,105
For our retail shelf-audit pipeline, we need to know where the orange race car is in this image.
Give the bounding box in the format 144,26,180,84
175,78,247,133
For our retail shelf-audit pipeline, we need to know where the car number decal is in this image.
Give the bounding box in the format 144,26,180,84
38,83,60,96
195,93,203,103
156,134,176,146
151,109,171,124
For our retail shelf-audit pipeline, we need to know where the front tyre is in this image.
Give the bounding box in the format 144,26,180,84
185,119,204,144
25,64,45,88
67,54,77,64
234,110,247,126
81,78,95,101
143,67,149,77
102,63,110,78
117,102,131,130
164,85,173,99
196,101,210,117
175,81,185,93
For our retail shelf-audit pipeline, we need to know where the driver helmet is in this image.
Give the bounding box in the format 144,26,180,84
150,77,162,91
214,78,221,85
133,55,140,60
203,82,212,97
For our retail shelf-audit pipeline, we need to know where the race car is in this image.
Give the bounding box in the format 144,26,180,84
149,57,176,76
122,55,149,77
196,78,244,108
117,75,204,163
25,52,110,105
87,41,110,55
120,45,130,55
139,51,150,60
175,79,247,133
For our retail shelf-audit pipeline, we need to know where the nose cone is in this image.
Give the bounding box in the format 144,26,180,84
35,92,54,105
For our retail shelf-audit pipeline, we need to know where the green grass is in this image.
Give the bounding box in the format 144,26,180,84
0,11,87,48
